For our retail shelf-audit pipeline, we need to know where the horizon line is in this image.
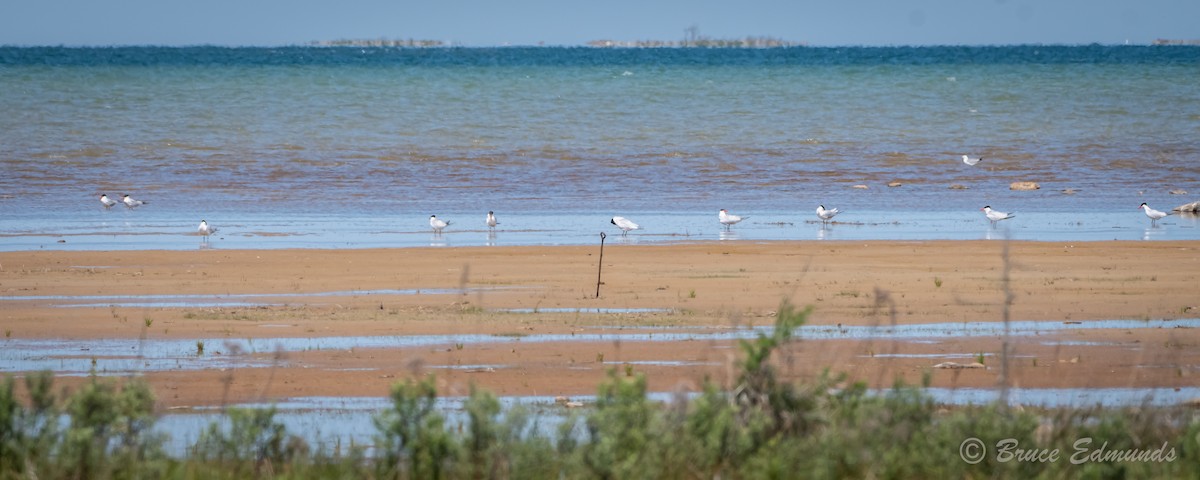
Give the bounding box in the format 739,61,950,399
0,41,1185,49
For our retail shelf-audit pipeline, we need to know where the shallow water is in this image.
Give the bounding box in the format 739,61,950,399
157,394,588,456
3,209,1199,252
499,307,673,314
2,46,1198,251
861,352,1035,359
4,318,1195,375
1,288,478,308
923,387,1200,408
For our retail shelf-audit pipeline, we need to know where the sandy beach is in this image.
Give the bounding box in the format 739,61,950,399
2,240,1197,408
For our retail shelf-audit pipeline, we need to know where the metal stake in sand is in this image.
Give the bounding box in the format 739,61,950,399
595,232,606,298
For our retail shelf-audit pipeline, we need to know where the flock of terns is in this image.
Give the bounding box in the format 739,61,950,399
599,155,1176,235
98,193,146,209
99,193,218,242
609,205,842,236
98,152,1180,243
959,155,1176,228
98,198,1180,243
99,192,852,240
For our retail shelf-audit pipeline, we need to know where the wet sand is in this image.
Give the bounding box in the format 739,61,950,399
2,240,1198,408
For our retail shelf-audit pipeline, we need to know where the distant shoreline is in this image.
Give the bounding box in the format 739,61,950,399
309,37,803,48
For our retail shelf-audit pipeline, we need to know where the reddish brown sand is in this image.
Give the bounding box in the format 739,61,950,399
2,241,1197,407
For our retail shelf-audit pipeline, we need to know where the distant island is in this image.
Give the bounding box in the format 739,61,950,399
310,36,802,48
586,36,802,48
310,38,446,47
1152,39,1200,46
590,26,800,48
311,26,802,48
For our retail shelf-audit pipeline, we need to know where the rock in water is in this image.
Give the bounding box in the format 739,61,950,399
1173,200,1200,213
1010,181,1041,191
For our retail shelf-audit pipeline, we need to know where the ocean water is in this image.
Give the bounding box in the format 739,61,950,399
2,45,1199,250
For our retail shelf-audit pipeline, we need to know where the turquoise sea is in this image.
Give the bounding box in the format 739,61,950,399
2,45,1198,250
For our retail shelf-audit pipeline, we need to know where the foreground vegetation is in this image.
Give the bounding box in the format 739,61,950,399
3,303,1197,479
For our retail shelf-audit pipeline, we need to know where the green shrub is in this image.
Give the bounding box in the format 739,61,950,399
193,405,309,478
374,376,458,479
1,372,168,480
581,369,662,479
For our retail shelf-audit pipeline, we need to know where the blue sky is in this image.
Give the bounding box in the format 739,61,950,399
2,0,1197,47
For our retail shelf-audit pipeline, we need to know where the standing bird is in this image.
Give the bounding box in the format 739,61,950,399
197,220,217,241
99,194,117,208
486,211,499,230
962,155,982,166
610,216,640,235
1139,203,1172,226
816,204,841,224
429,215,450,234
981,206,1015,226
122,194,147,208
718,209,747,231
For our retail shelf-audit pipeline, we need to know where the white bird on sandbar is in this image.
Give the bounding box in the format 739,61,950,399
197,220,217,241
610,216,640,235
99,194,117,208
122,194,146,208
430,215,450,233
981,205,1015,226
962,155,982,166
486,211,499,230
718,209,747,231
1139,202,1172,226
816,204,841,224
